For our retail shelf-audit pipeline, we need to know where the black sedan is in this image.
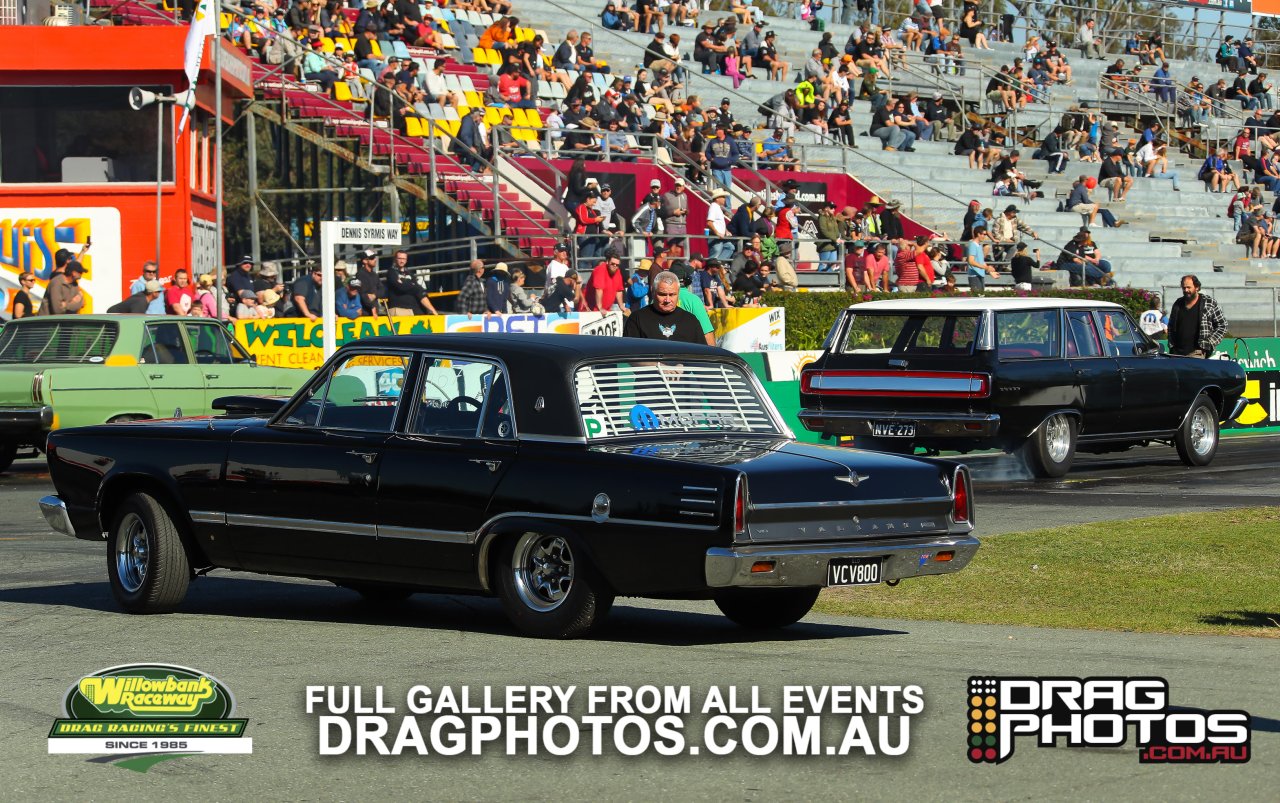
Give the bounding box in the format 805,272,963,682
38,334,978,638
799,298,1248,478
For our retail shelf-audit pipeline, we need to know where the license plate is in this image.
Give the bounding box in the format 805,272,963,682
871,421,916,438
827,558,883,587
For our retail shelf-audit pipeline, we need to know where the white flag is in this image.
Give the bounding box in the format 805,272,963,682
179,0,217,133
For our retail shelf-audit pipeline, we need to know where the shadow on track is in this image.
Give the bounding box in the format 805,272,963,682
0,577,905,646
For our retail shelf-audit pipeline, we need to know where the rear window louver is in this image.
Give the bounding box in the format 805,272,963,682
0,321,119,364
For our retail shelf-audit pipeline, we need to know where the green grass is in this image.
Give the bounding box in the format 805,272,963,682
816,508,1280,638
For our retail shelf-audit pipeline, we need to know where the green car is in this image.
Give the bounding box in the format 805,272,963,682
0,315,312,472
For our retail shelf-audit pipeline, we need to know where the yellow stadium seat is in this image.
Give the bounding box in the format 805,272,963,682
437,120,460,137
472,48,487,64
404,117,428,137
755,142,764,154
464,90,483,107
484,107,503,126
369,40,384,58
457,105,470,118
334,82,353,102
483,48,502,66
439,20,451,34
336,37,353,52
320,37,336,53
524,110,543,129
219,12,232,30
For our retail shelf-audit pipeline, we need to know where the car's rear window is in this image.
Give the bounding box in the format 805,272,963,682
574,361,780,440
0,320,119,364
841,313,980,356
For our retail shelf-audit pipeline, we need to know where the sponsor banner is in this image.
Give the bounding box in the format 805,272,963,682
0,207,123,317
1221,337,1279,371
764,350,823,382
1228,370,1280,429
1173,0,1251,12
48,663,252,757
710,307,786,352
234,312,616,370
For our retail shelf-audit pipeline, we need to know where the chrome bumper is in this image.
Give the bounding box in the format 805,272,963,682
798,409,1001,438
39,495,75,537
0,406,53,437
705,534,980,588
1226,396,1248,422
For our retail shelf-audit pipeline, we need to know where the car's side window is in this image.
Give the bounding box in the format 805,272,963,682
1066,311,1103,358
183,323,234,365
1098,311,1138,357
411,357,502,438
140,323,191,365
281,353,410,431
996,310,1060,359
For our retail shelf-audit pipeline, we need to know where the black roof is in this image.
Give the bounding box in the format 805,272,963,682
350,333,729,361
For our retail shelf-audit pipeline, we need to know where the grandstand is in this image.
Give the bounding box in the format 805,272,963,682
6,0,1280,331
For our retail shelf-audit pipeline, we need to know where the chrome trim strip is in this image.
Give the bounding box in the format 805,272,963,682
810,375,984,394
378,525,470,543
682,485,717,492
38,495,75,537
679,510,716,518
1227,396,1248,421
798,410,1000,423
679,498,716,505
751,495,945,512
518,434,589,444
189,510,227,525
225,513,377,538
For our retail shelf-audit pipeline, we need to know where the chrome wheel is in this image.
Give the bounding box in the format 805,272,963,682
114,512,149,594
1189,406,1216,457
1044,415,1072,464
511,534,575,612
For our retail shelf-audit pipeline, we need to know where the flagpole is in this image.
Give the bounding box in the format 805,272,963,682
214,11,225,320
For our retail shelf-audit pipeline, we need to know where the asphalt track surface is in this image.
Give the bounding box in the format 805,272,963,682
1,437,1277,800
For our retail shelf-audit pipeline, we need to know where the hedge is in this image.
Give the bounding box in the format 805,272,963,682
761,287,1158,351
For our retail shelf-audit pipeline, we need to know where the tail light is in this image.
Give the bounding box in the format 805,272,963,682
32,371,45,403
802,370,990,399
952,470,970,524
734,474,747,536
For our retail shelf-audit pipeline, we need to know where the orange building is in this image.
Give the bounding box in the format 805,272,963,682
0,25,251,315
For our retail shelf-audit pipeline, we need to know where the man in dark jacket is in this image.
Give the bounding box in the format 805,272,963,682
457,260,488,315
385,249,438,315
106,280,162,314
1167,274,1229,357
451,108,487,170
486,263,512,313
1041,126,1068,174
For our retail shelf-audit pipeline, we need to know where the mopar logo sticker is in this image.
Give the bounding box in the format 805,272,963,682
630,404,662,431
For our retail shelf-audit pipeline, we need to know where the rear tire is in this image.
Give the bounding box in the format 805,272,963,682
714,587,821,629
1021,413,1076,478
1175,394,1219,467
495,532,614,639
107,492,191,613
0,442,16,473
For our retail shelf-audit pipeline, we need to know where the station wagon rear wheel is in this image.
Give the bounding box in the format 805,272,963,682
0,442,15,474
714,587,821,630
1021,413,1076,479
496,532,614,639
107,493,190,613
1175,394,1219,467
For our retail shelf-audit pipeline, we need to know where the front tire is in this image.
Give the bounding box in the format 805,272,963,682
495,532,614,639
107,493,191,613
1175,394,1219,467
0,442,15,473
1021,413,1077,478
714,587,820,629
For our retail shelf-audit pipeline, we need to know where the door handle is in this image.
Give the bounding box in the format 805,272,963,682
149,374,164,380
206,374,220,379
347,450,378,464
469,459,501,472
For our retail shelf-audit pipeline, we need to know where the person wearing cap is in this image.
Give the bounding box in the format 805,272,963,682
484,263,511,314
815,201,843,273
334,274,363,318
991,205,1037,264
705,188,735,262
632,192,665,253
107,280,163,315
693,22,727,75
660,178,689,251
232,289,262,320
229,255,256,301
757,30,787,82
193,272,228,319
842,240,868,291
1237,36,1257,75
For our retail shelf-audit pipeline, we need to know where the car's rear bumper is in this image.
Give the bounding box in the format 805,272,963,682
0,406,53,440
1227,396,1248,421
705,533,980,588
798,409,1001,438
39,495,75,537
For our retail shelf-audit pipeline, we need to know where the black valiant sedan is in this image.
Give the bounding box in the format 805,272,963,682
38,334,977,639
799,298,1248,478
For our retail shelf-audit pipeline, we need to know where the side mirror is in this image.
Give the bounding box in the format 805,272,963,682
1137,341,1161,356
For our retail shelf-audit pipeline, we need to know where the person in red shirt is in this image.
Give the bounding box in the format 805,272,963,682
497,53,536,109
583,252,626,311
164,268,196,316
914,236,941,285
575,193,606,270
862,243,891,292
894,239,922,291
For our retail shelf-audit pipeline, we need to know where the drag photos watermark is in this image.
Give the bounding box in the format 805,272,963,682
967,677,1251,765
307,685,923,757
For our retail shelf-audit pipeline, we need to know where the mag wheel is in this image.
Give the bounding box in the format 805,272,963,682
107,492,190,613
714,587,821,629
1175,394,1219,467
496,532,613,639
1021,413,1076,478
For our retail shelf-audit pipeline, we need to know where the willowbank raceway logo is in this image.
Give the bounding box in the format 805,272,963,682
967,677,1251,765
48,664,251,769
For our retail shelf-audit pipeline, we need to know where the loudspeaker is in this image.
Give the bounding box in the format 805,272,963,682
129,87,158,110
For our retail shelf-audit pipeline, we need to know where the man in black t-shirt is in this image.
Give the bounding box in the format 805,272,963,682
623,271,704,343
1008,242,1039,290
1098,151,1133,201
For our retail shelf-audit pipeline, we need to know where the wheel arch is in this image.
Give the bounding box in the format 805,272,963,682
1180,386,1224,427
98,474,211,569
474,516,608,594
1015,407,1083,448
